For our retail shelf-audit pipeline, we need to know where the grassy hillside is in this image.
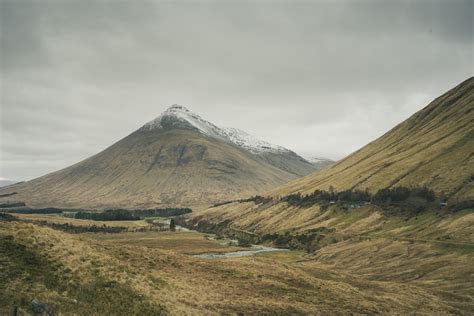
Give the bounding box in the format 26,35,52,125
273,77,474,201
0,129,313,209
1,216,473,314
184,77,474,249
177,78,474,313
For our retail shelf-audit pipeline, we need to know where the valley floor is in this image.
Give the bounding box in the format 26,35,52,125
1,209,473,314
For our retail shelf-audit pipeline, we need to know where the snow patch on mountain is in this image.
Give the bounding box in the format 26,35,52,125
219,127,288,154
143,105,223,138
143,104,289,154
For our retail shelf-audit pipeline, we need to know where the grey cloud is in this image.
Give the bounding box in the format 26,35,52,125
0,0,472,180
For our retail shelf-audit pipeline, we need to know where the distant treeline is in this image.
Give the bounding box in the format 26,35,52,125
213,186,472,214
4,207,63,214
282,186,436,205
0,202,26,208
75,210,139,221
129,208,192,218
74,208,192,221
32,220,128,233
212,195,272,208
282,186,436,207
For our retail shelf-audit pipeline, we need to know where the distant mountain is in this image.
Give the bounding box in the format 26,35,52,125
0,179,18,188
0,105,316,208
305,157,335,170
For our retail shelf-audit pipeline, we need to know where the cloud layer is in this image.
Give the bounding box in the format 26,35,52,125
1,0,472,180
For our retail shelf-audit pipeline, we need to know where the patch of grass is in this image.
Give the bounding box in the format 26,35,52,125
0,233,64,313
0,229,167,315
433,242,474,255
256,250,306,263
71,275,166,315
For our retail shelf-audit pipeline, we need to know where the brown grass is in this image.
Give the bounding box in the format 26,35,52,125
90,231,245,254
1,217,473,314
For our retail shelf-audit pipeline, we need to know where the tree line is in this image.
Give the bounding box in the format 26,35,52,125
280,186,441,213
212,195,272,208
74,208,192,221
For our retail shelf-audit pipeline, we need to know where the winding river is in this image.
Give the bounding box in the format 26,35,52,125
163,218,289,259
193,244,289,259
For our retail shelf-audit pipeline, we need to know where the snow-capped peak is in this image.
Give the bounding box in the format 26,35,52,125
219,127,288,154
143,104,225,139
143,104,289,154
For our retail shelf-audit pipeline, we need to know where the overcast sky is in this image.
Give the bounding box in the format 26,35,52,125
0,0,472,181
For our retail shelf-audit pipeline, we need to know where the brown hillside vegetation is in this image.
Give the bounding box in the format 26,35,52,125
273,77,474,201
179,78,474,313
0,127,314,209
1,217,473,314
185,78,474,243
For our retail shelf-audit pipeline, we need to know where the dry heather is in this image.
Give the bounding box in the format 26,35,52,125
2,218,473,314
189,201,474,242
271,77,474,200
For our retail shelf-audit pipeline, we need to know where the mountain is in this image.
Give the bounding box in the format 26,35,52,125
0,179,18,188
273,77,474,201
0,105,316,208
184,77,474,235
306,157,335,170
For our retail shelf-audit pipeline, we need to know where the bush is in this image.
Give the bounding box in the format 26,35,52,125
449,200,474,212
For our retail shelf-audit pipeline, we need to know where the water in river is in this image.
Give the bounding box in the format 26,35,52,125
193,245,288,259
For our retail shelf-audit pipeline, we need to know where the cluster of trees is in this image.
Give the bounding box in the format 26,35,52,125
372,186,435,203
213,195,273,208
282,188,371,207
46,222,127,233
6,207,63,214
281,186,437,210
74,208,192,221
75,210,139,221
0,202,26,208
449,200,474,212
239,195,273,205
130,208,191,218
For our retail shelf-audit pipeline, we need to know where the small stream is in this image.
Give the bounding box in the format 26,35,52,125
163,218,289,259
193,245,289,259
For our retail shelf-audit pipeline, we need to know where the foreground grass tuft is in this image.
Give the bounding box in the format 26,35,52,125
0,227,167,315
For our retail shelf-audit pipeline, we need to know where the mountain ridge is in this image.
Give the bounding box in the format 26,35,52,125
270,77,474,200
182,77,474,250
143,104,293,154
0,105,317,208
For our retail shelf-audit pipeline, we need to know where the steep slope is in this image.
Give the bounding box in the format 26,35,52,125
274,77,474,201
142,105,316,176
0,105,315,208
183,77,474,239
0,180,18,188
